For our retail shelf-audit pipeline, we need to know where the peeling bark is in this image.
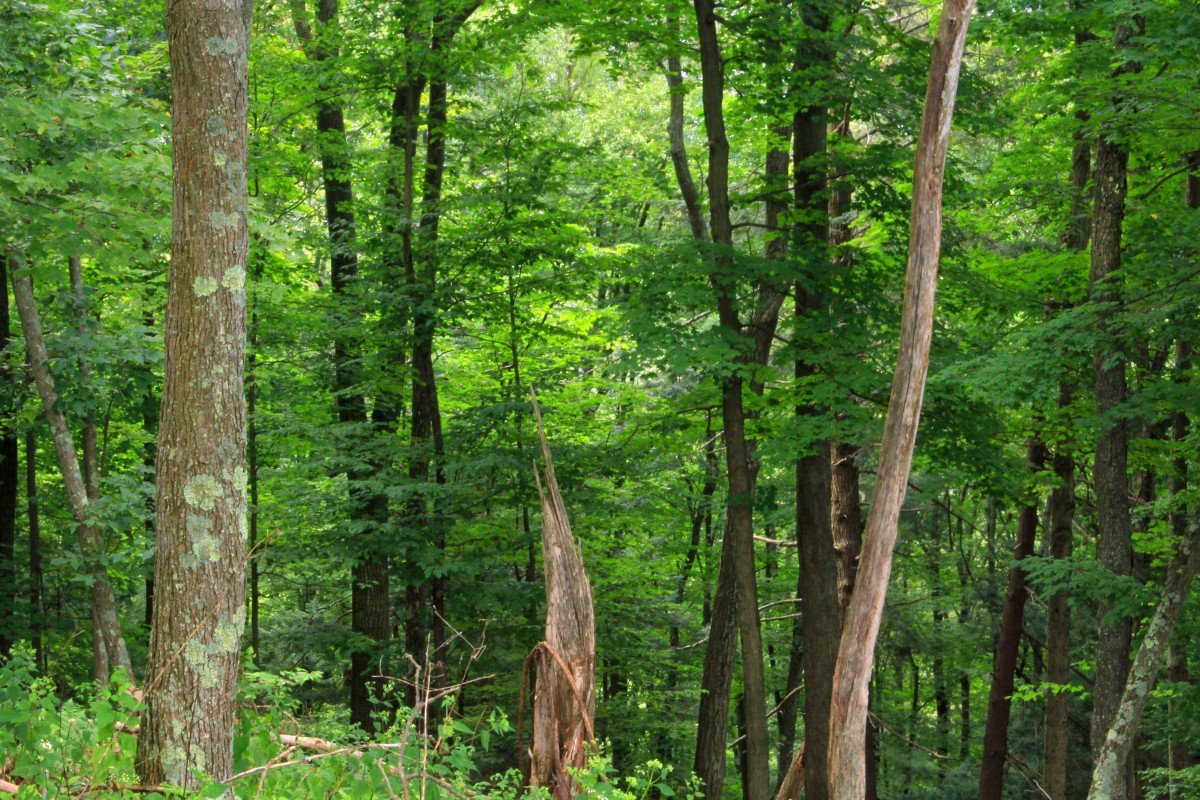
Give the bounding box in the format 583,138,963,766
826,2,974,796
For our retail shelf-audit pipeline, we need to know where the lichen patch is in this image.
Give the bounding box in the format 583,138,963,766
183,474,223,511
193,276,218,297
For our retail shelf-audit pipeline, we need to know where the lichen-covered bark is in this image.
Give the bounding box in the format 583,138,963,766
826,2,973,797
136,0,252,787
1088,524,1200,799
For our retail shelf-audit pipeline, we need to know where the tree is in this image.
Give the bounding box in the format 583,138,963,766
827,1,974,796
136,0,253,787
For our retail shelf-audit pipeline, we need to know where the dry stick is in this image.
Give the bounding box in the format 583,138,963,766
825,2,974,798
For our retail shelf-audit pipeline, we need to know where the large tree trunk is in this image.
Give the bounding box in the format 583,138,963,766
290,0,391,733
791,4,840,797
978,439,1047,799
826,2,973,796
524,389,595,800
136,0,252,786
9,256,132,681
0,254,17,659
1087,19,1142,799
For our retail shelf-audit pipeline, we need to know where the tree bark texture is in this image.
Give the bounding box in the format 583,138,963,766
9,257,132,681
1087,518,1200,800
827,2,973,797
524,389,595,800
689,2,771,796
978,439,1047,800
136,0,252,786
1087,20,1141,798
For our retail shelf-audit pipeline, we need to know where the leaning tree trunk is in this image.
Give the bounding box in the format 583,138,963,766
826,2,974,797
136,0,252,787
522,388,595,800
1088,517,1200,799
9,256,132,681
978,439,1046,799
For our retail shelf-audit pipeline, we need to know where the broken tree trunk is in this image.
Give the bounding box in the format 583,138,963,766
826,2,974,798
521,387,595,800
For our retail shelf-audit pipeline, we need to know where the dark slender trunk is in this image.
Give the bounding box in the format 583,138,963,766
0,254,17,658
978,439,1047,799
1088,20,1142,800
791,5,838,796
690,2,770,795
25,429,42,669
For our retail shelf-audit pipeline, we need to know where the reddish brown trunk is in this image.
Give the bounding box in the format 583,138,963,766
136,0,252,785
978,439,1047,799
827,2,974,796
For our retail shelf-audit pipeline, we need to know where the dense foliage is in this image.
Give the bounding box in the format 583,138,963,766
2,0,1200,797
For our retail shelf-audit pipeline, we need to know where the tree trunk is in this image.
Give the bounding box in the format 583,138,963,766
1087,515,1200,800
826,2,974,796
68,254,110,684
1044,393,1077,800
0,254,17,659
291,0,392,733
1088,19,1142,799
25,428,42,670
689,2,771,795
524,389,595,800
792,4,839,796
978,439,1047,799
136,0,252,786
9,256,132,681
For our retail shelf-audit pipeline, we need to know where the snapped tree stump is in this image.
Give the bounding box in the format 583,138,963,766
519,387,595,799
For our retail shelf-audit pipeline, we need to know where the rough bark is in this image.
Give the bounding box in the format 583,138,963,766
978,439,1047,800
9,255,132,681
826,2,974,796
791,5,839,797
688,2,772,796
523,388,595,800
1087,518,1200,800
136,0,252,786
0,254,17,658
1087,20,1142,798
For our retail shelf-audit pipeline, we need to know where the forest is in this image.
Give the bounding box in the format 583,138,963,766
1,0,1199,797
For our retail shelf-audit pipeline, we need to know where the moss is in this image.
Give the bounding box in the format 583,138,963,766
184,474,223,511
193,276,218,297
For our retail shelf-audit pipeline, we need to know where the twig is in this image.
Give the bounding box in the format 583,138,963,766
868,712,950,760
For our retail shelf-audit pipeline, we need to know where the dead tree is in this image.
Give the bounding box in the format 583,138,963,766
520,387,595,799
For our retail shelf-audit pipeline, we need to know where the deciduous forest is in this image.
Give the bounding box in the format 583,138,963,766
1,0,1199,798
